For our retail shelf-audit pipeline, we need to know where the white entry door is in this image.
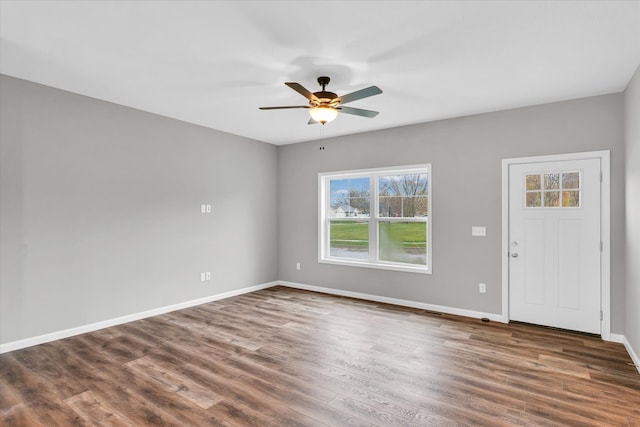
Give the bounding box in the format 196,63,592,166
508,158,601,334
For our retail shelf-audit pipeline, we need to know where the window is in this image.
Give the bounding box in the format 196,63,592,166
319,164,431,274
525,171,581,208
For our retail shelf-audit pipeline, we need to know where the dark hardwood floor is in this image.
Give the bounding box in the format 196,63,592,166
1,286,639,426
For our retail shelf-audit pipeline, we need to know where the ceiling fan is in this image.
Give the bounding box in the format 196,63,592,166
259,76,382,125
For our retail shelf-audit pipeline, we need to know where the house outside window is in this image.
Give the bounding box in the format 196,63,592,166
319,164,431,274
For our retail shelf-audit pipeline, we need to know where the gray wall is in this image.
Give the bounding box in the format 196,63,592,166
278,94,626,333
625,65,640,356
0,75,278,345
1,73,633,348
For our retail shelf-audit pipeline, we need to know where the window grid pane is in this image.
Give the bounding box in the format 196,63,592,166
378,222,427,265
378,174,428,218
329,219,369,260
329,177,371,218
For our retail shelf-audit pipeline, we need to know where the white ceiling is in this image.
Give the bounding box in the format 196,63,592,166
1,1,639,145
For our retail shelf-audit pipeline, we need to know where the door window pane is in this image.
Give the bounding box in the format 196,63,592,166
378,222,426,265
562,172,580,189
562,191,580,207
544,173,560,190
526,192,542,207
526,174,541,190
544,191,560,207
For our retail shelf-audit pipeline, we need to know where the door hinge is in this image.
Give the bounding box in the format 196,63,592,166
600,171,603,182
600,241,603,252
600,310,603,321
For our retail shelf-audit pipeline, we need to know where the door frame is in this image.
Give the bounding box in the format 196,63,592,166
501,150,611,339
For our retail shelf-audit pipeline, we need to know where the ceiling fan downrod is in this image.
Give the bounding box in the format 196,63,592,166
317,76,330,91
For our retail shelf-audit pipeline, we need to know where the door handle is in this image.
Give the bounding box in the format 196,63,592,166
511,252,519,258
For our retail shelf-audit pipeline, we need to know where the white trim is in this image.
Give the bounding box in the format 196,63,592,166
501,150,611,337
0,281,278,354
608,333,625,344
602,334,640,373
501,158,511,324
610,334,640,374
318,258,430,274
277,280,503,322
622,336,640,375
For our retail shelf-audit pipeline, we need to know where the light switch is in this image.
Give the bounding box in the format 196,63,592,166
206,204,212,213
472,226,487,237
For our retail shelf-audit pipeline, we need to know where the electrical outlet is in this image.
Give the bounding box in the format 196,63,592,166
296,262,301,270
479,283,487,293
205,272,211,280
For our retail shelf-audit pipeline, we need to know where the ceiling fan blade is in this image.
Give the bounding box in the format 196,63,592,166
338,106,379,118
259,106,310,110
339,86,382,104
285,82,319,102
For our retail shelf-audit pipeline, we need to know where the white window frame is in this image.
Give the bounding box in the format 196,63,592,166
318,164,432,274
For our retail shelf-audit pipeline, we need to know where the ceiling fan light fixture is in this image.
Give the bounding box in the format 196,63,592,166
309,106,338,124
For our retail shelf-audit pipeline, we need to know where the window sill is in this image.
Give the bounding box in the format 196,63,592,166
319,257,431,274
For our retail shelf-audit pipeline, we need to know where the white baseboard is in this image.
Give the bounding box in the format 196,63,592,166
621,335,640,375
0,281,278,354
276,280,505,322
608,333,625,344
598,334,640,373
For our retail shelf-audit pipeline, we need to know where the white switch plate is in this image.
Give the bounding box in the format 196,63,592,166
200,272,206,282
472,226,487,236
200,204,206,214
206,204,212,213
296,262,301,270
479,283,486,293
205,272,211,280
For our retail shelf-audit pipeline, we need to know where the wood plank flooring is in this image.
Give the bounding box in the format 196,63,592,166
1,286,639,426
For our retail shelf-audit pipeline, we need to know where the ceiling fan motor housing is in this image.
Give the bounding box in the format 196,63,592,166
312,91,339,106
313,77,339,106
